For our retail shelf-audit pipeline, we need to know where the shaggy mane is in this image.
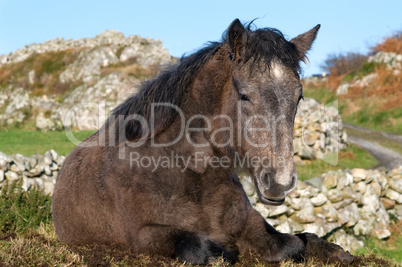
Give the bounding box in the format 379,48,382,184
106,23,301,141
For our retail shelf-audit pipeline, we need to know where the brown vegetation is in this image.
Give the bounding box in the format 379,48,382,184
100,56,159,80
317,52,367,91
339,64,401,111
384,220,402,252
322,52,368,77
370,65,402,110
373,31,402,54
309,31,402,113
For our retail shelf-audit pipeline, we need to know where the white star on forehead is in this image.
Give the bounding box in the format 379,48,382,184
271,61,284,79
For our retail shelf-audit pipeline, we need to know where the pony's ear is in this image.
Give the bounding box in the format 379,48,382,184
226,19,247,59
290,24,320,59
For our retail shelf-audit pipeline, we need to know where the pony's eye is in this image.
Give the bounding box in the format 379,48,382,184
240,94,250,101
298,92,304,103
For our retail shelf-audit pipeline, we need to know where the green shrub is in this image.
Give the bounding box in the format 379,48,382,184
343,62,378,82
0,181,52,234
41,57,65,74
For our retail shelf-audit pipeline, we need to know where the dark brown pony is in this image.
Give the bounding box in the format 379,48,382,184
53,19,353,264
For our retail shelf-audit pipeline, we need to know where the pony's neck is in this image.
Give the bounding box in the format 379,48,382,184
157,45,237,173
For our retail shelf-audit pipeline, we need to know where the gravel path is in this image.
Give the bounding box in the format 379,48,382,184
344,123,402,144
344,123,402,170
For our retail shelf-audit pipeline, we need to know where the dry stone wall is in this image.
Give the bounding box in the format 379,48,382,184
293,98,347,162
241,166,402,252
0,150,64,195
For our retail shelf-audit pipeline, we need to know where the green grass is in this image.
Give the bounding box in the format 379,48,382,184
0,129,377,180
357,237,402,263
356,221,402,263
344,106,402,135
296,144,378,181
303,87,338,105
0,181,52,234
0,129,95,156
343,62,378,82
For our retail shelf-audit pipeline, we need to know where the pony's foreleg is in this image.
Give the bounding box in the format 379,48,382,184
238,209,305,262
295,233,354,264
238,210,354,264
134,225,238,265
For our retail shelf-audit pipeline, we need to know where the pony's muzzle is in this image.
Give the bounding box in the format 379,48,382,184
257,170,297,205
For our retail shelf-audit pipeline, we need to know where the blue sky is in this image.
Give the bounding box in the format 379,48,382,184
0,0,401,77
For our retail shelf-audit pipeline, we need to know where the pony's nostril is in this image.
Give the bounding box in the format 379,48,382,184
260,172,270,189
286,174,298,194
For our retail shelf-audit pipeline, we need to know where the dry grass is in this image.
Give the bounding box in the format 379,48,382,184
0,224,84,266
372,66,402,110
319,53,368,91
1,223,400,267
100,56,159,80
317,30,402,99
373,32,402,54
321,53,368,77
342,64,401,108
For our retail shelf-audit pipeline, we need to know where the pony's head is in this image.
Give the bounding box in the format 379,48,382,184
223,19,320,205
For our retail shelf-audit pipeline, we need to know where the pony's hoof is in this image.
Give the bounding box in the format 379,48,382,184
328,249,354,265
296,233,354,265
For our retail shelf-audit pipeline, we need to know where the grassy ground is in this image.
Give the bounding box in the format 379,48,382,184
1,230,399,267
296,144,378,181
343,106,402,135
0,129,95,156
303,86,338,106
356,220,402,263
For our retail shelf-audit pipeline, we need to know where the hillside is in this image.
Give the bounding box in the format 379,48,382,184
303,32,402,134
0,30,175,130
